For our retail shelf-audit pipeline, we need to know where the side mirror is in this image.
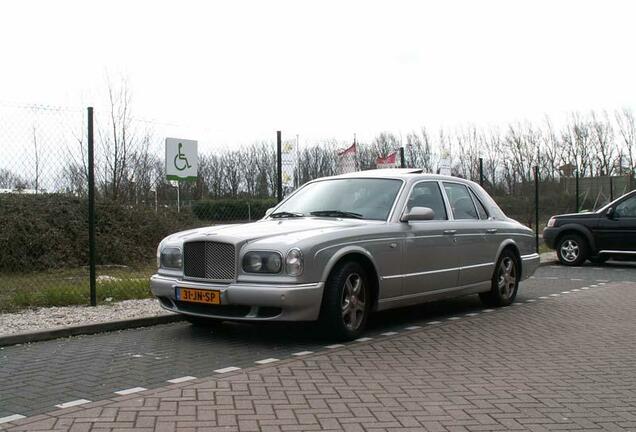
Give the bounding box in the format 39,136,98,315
402,206,435,222
265,207,275,217
606,207,615,219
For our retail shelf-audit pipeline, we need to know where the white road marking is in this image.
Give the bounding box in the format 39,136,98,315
427,321,442,325
539,296,549,299
55,399,91,409
465,312,479,317
214,366,241,373
596,280,610,282
513,302,524,305
582,287,590,290
380,332,398,336
447,316,461,320
590,285,598,287
545,276,559,280
131,354,143,358
561,291,571,294
291,351,313,356
355,337,373,342
167,376,196,384
255,358,279,365
115,387,146,395
526,299,537,302
0,415,26,424
325,344,345,349
405,325,422,330
482,309,495,312
570,278,584,281
550,294,560,297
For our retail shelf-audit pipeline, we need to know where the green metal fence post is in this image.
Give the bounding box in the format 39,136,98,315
479,157,484,187
87,107,97,307
276,131,283,203
534,165,539,253
399,147,406,168
575,169,579,212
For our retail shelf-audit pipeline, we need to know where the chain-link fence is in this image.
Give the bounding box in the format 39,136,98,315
2,103,635,312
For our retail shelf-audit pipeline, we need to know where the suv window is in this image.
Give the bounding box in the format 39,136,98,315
443,182,479,220
406,182,447,220
615,195,636,217
469,188,489,220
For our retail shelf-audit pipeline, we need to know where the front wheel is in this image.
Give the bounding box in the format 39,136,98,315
479,250,519,307
320,261,370,341
556,233,588,266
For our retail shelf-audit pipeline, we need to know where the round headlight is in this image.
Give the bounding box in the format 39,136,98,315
244,252,263,272
160,247,183,269
265,253,282,273
286,248,304,276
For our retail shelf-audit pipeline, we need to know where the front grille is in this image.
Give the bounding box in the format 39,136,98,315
183,241,236,281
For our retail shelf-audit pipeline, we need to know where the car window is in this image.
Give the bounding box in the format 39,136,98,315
443,182,479,220
615,195,636,217
406,182,447,220
469,188,489,220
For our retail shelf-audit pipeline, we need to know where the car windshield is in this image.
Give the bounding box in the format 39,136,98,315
272,178,403,221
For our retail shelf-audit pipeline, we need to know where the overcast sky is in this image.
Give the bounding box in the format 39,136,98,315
1,0,635,151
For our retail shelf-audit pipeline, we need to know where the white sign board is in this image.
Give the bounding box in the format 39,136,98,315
166,138,198,181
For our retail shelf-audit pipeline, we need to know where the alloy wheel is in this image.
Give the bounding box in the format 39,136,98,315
560,239,580,263
497,257,517,299
341,273,366,331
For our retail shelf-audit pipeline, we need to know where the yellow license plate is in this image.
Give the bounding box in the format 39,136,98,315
177,288,220,305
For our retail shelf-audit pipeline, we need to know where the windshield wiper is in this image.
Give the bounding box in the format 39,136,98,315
310,210,364,219
270,211,304,218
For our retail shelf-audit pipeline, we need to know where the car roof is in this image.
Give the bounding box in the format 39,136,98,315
327,168,471,183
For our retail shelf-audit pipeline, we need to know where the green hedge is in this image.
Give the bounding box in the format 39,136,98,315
192,198,277,221
0,194,196,272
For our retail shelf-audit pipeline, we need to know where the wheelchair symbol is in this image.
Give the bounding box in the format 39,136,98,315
173,142,192,171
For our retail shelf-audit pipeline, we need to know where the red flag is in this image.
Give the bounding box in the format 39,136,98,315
376,152,397,167
338,143,356,157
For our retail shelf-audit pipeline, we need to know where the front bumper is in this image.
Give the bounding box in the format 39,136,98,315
543,227,558,249
150,274,325,321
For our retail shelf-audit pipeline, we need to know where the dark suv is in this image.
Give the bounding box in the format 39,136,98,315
543,190,636,266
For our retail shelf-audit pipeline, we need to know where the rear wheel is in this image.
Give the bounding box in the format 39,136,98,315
556,233,588,266
320,261,370,341
479,249,519,307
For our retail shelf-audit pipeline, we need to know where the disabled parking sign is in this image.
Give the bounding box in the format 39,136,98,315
165,138,198,181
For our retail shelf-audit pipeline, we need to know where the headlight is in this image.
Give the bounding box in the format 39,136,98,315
160,247,183,269
285,248,303,276
242,251,282,274
547,217,556,228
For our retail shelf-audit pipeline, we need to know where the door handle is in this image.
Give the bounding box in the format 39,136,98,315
443,229,457,235
486,228,498,234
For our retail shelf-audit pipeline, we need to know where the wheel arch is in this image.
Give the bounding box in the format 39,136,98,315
319,246,381,312
554,225,596,253
494,240,522,280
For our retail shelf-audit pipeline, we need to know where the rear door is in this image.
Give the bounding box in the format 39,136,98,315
442,182,495,287
595,194,636,252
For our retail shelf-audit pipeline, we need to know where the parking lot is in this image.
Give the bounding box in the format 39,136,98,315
2,262,636,431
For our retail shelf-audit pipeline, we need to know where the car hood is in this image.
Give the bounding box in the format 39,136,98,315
552,211,599,220
162,217,373,246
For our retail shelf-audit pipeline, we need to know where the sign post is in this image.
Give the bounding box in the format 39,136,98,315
165,138,198,212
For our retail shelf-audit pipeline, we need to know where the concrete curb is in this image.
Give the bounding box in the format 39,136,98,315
0,314,185,347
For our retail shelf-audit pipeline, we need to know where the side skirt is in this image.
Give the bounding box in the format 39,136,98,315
376,281,491,311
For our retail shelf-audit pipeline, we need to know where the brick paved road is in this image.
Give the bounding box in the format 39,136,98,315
1,262,636,430
3,279,636,431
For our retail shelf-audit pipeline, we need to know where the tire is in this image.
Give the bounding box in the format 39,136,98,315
556,233,588,266
320,261,371,341
588,255,609,265
479,249,519,307
184,315,223,328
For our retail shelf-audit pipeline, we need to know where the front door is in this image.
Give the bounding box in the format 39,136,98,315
595,194,636,252
401,181,459,296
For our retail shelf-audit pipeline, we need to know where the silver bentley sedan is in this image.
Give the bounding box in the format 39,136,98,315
151,169,540,340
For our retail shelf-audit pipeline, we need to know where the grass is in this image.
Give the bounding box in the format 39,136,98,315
0,263,156,313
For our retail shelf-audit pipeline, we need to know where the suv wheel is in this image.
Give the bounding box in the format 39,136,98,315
479,249,519,307
320,261,370,341
556,233,588,266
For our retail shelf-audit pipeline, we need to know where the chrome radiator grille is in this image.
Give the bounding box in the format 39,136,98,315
183,241,236,281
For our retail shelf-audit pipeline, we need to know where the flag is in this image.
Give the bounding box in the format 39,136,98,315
281,139,297,189
376,152,398,169
337,143,357,174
